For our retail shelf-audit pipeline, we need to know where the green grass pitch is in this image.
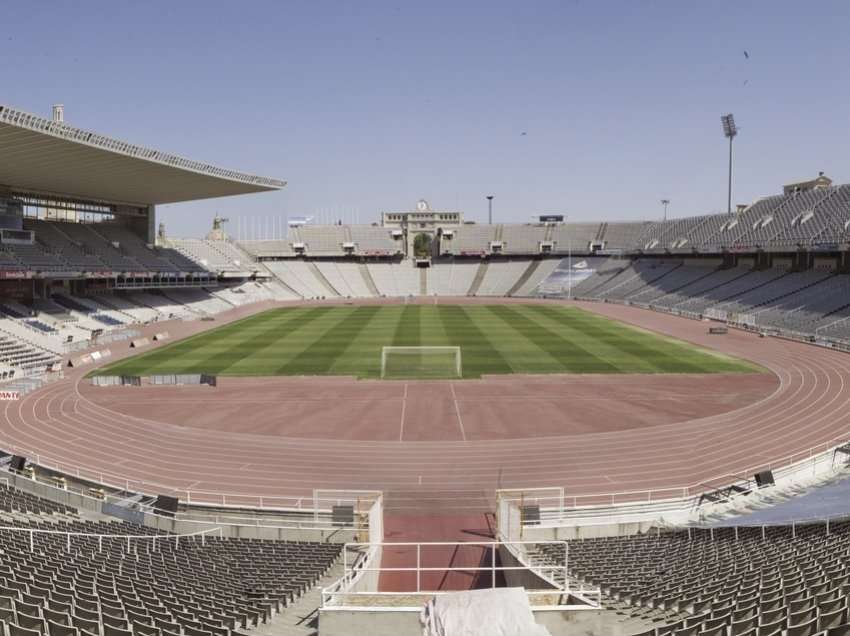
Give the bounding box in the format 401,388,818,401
91,304,760,379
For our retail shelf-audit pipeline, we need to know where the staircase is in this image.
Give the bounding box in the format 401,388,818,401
467,261,489,296
358,263,380,296
262,263,303,298
506,260,541,297
596,222,607,242
306,262,340,297
419,267,428,295
251,555,347,636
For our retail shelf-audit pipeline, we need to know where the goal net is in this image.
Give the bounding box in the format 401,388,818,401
380,346,462,379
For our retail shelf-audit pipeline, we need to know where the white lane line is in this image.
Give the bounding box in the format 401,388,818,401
399,383,408,442
450,382,467,442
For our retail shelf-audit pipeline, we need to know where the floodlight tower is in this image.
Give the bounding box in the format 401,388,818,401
486,195,494,224
721,114,738,215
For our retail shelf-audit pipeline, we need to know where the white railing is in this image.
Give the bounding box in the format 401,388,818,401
322,540,593,611
1,454,381,534
498,430,850,529
0,525,222,553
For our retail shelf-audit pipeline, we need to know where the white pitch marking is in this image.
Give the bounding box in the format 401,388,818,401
450,382,467,442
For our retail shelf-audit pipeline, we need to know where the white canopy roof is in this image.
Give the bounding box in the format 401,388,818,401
0,105,285,206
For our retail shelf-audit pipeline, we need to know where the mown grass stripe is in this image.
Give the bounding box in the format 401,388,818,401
487,305,620,373
515,305,660,373
391,305,422,347
89,304,757,379
533,305,712,373
329,305,405,377
197,307,331,374
439,305,514,377
282,306,384,375
265,307,356,374
94,308,317,375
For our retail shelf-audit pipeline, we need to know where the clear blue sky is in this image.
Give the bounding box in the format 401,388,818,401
4,1,849,237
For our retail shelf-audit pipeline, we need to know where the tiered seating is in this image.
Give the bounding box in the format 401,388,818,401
599,222,654,251
550,223,603,253
590,261,681,301
95,296,161,324
365,262,420,296
24,220,106,271
292,226,348,256
24,320,57,334
714,269,832,315
0,483,73,515
349,226,398,255
51,295,127,329
334,262,373,297
511,259,562,297
534,521,850,635
626,264,720,304
443,225,497,255
430,261,480,296
672,268,789,314
90,225,176,272
751,273,847,334
570,259,630,297
0,249,25,271
124,293,194,319
237,240,295,258
163,289,233,315
475,260,533,296
211,282,285,306
775,185,850,246
650,267,753,309
0,486,340,636
170,240,253,273
55,223,140,272
501,225,547,255
734,189,836,248
640,216,715,251
313,262,355,297
3,243,67,271
0,321,60,371
277,261,329,298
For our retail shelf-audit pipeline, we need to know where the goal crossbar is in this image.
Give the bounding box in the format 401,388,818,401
380,346,462,379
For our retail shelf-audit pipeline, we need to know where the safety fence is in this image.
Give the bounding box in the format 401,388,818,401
496,430,850,532
321,540,601,611
0,525,222,553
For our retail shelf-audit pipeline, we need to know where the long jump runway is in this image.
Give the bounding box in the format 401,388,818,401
3,298,850,513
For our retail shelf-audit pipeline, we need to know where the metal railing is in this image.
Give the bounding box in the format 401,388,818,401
0,454,381,537
498,430,850,529
0,524,222,553
321,540,596,610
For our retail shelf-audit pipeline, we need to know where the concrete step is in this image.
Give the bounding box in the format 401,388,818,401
251,555,347,636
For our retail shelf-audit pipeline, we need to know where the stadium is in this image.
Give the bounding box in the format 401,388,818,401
3,95,850,636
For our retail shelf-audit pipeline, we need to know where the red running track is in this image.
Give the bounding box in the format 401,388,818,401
3,298,850,514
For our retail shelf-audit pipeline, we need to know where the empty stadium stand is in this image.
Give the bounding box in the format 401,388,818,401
168,240,254,274
532,521,850,635
0,483,341,636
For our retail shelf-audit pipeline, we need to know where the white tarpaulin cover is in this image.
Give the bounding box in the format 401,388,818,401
420,588,552,636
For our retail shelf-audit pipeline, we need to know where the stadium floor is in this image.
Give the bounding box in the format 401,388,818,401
3,297,849,517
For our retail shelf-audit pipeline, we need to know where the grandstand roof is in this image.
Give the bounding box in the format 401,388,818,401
0,105,285,206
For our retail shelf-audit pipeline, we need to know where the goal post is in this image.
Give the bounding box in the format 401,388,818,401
380,346,462,379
